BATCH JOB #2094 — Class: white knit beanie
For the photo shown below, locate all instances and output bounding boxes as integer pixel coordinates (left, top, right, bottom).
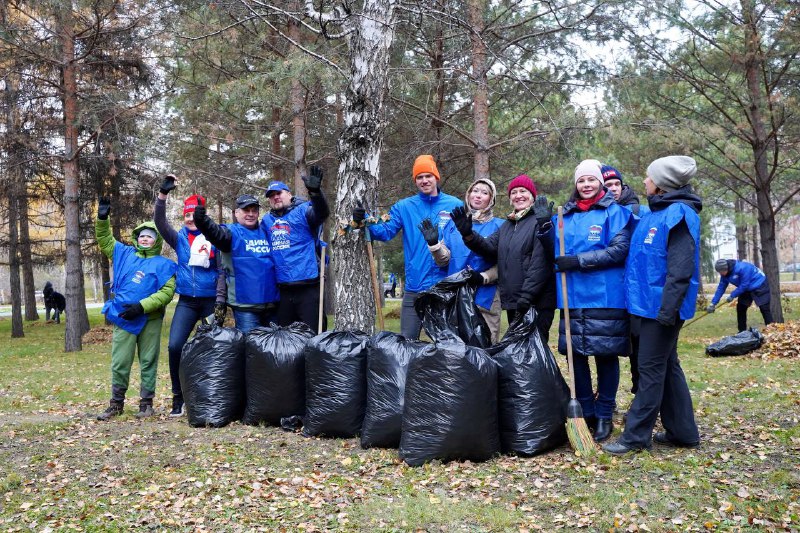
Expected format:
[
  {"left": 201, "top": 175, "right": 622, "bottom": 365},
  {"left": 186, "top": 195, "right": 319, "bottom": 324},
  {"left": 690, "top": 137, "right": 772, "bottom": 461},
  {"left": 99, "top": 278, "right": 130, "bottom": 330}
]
[
  {"left": 574, "top": 159, "right": 603, "bottom": 184},
  {"left": 647, "top": 156, "right": 697, "bottom": 192}
]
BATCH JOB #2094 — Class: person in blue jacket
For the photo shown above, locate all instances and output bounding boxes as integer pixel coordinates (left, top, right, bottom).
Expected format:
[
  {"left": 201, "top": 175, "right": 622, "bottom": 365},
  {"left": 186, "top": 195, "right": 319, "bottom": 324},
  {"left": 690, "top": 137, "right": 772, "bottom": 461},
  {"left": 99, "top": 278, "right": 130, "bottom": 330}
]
[
  {"left": 154, "top": 175, "right": 221, "bottom": 416},
  {"left": 419, "top": 177, "right": 503, "bottom": 342},
  {"left": 193, "top": 194, "right": 279, "bottom": 334},
  {"left": 353, "top": 154, "right": 462, "bottom": 340},
  {"left": 549, "top": 159, "right": 634, "bottom": 442},
  {"left": 604, "top": 155, "right": 703, "bottom": 455},
  {"left": 260, "top": 165, "right": 329, "bottom": 331},
  {"left": 707, "top": 258, "right": 773, "bottom": 332}
]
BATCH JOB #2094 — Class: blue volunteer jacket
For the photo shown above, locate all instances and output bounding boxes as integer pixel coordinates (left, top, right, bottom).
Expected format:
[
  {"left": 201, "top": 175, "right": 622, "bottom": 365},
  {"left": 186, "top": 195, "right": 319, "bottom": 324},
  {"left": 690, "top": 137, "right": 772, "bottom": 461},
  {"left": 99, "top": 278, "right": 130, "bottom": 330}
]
[
  {"left": 441, "top": 217, "right": 503, "bottom": 310},
  {"left": 260, "top": 200, "right": 321, "bottom": 284},
  {"left": 227, "top": 223, "right": 279, "bottom": 304},
  {"left": 175, "top": 227, "right": 218, "bottom": 298},
  {"left": 711, "top": 260, "right": 767, "bottom": 305},
  {"left": 368, "top": 190, "right": 462, "bottom": 293}
]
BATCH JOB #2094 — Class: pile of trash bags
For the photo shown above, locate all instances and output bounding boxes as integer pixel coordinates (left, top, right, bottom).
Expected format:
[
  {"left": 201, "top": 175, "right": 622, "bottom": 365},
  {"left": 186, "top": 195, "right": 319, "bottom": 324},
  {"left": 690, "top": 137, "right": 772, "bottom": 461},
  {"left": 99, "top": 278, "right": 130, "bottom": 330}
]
[
  {"left": 706, "top": 328, "right": 764, "bottom": 357},
  {"left": 179, "top": 269, "right": 570, "bottom": 465}
]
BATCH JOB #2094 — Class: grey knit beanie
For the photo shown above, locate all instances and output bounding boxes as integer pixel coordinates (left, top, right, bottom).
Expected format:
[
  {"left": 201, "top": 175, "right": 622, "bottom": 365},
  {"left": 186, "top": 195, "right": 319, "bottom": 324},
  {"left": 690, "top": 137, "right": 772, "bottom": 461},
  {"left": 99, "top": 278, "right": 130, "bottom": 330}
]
[
  {"left": 714, "top": 258, "right": 729, "bottom": 273},
  {"left": 647, "top": 156, "right": 697, "bottom": 192}
]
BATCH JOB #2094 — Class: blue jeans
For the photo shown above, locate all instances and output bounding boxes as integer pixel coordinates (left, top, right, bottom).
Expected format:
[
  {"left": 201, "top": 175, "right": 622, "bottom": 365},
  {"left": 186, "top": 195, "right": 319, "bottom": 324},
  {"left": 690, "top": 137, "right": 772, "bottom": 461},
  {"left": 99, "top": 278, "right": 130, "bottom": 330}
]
[
  {"left": 168, "top": 295, "right": 216, "bottom": 400},
  {"left": 233, "top": 307, "right": 275, "bottom": 335},
  {"left": 572, "top": 354, "right": 620, "bottom": 420}
]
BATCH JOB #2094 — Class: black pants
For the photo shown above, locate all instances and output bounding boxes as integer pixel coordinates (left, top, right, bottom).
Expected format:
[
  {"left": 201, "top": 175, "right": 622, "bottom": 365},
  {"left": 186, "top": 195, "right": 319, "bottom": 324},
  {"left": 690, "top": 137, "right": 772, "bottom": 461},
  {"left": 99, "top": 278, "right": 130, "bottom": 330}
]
[
  {"left": 620, "top": 317, "right": 699, "bottom": 448},
  {"left": 277, "top": 282, "right": 326, "bottom": 332},
  {"left": 736, "top": 282, "right": 773, "bottom": 332},
  {"left": 629, "top": 316, "right": 641, "bottom": 394},
  {"left": 506, "top": 307, "right": 555, "bottom": 346}
]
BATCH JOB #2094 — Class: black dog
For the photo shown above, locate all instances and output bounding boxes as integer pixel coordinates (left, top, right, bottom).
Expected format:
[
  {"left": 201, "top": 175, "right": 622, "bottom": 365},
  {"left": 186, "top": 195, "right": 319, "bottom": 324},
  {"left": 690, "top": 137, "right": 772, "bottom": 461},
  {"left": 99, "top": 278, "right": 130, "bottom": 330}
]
[{"left": 43, "top": 281, "right": 66, "bottom": 323}]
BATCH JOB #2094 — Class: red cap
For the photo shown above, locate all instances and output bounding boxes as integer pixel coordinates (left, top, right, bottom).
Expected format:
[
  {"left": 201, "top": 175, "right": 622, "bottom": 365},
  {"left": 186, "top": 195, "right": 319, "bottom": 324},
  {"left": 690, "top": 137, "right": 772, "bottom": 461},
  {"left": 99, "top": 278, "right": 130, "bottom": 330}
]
[{"left": 183, "top": 194, "right": 206, "bottom": 215}]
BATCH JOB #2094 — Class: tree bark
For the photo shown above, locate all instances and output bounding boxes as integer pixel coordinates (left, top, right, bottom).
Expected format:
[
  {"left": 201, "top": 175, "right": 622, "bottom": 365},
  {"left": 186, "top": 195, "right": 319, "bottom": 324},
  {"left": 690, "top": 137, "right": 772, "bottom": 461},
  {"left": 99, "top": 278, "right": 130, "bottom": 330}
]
[
  {"left": 734, "top": 197, "right": 747, "bottom": 261},
  {"left": 7, "top": 190, "right": 24, "bottom": 338},
  {"left": 468, "top": 0, "right": 490, "bottom": 182},
  {"left": 271, "top": 106, "right": 284, "bottom": 183},
  {"left": 60, "top": 9, "right": 90, "bottom": 351},
  {"left": 331, "top": 0, "right": 399, "bottom": 332},
  {"left": 18, "top": 190, "right": 39, "bottom": 320},
  {"left": 289, "top": 1, "right": 307, "bottom": 194}
]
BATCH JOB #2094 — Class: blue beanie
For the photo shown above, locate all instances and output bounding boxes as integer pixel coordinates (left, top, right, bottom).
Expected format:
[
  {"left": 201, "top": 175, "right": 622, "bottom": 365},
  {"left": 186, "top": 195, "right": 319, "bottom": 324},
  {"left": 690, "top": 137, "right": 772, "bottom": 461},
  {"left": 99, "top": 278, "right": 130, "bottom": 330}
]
[{"left": 601, "top": 165, "right": 623, "bottom": 185}]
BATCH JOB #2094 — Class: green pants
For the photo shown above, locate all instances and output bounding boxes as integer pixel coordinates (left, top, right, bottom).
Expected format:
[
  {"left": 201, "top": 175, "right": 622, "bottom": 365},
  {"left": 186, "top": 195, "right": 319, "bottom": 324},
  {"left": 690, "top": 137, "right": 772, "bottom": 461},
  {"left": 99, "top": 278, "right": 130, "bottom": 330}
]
[{"left": 110, "top": 318, "right": 163, "bottom": 401}]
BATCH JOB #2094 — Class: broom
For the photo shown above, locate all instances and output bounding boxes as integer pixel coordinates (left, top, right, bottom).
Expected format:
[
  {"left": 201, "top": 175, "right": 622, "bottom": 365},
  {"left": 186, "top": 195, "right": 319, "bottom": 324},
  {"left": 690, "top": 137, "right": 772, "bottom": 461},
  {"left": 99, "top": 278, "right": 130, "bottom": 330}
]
[{"left": 557, "top": 206, "right": 597, "bottom": 456}]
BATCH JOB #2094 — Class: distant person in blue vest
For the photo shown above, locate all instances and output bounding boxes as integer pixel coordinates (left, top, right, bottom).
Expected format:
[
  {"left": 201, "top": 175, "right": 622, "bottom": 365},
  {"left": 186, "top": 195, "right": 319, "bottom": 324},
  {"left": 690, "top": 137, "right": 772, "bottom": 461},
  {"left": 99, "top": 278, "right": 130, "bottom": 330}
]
[
  {"left": 602, "top": 164, "right": 646, "bottom": 395},
  {"left": 452, "top": 174, "right": 556, "bottom": 343},
  {"left": 352, "top": 155, "right": 462, "bottom": 340},
  {"left": 604, "top": 156, "right": 703, "bottom": 455},
  {"left": 384, "top": 272, "right": 397, "bottom": 298},
  {"left": 95, "top": 197, "right": 177, "bottom": 420},
  {"left": 193, "top": 194, "right": 279, "bottom": 334},
  {"left": 420, "top": 177, "right": 503, "bottom": 342},
  {"left": 260, "top": 165, "right": 330, "bottom": 331},
  {"left": 549, "top": 159, "right": 634, "bottom": 442},
  {"left": 707, "top": 258, "right": 773, "bottom": 332},
  {"left": 154, "top": 175, "right": 221, "bottom": 417}
]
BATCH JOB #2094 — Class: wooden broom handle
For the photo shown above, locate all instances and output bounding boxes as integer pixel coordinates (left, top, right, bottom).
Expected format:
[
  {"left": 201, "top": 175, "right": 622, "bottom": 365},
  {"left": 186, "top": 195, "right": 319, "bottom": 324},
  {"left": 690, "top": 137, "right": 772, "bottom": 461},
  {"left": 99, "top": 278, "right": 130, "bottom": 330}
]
[{"left": 558, "top": 206, "right": 578, "bottom": 399}]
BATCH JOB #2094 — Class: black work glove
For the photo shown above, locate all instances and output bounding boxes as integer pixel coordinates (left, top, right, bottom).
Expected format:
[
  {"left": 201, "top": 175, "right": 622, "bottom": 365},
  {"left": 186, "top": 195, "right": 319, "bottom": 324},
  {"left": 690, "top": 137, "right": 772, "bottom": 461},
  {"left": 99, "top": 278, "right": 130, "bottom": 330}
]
[
  {"left": 194, "top": 204, "right": 207, "bottom": 225},
  {"left": 450, "top": 206, "right": 473, "bottom": 237},
  {"left": 159, "top": 174, "right": 177, "bottom": 195},
  {"left": 533, "top": 195, "right": 554, "bottom": 226},
  {"left": 418, "top": 219, "right": 439, "bottom": 246},
  {"left": 119, "top": 303, "right": 144, "bottom": 321},
  {"left": 302, "top": 165, "right": 323, "bottom": 193},
  {"left": 466, "top": 269, "right": 484, "bottom": 287},
  {"left": 555, "top": 255, "right": 580, "bottom": 271},
  {"left": 352, "top": 206, "right": 366, "bottom": 225},
  {"left": 214, "top": 303, "right": 227, "bottom": 327},
  {"left": 98, "top": 197, "right": 111, "bottom": 220},
  {"left": 706, "top": 304, "right": 716, "bottom": 314},
  {"left": 516, "top": 295, "right": 532, "bottom": 313}
]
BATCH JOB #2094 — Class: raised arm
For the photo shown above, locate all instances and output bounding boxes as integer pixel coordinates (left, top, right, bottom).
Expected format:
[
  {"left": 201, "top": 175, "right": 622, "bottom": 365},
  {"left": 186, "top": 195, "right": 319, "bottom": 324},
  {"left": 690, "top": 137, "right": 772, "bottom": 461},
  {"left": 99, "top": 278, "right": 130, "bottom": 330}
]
[{"left": 193, "top": 205, "right": 233, "bottom": 253}]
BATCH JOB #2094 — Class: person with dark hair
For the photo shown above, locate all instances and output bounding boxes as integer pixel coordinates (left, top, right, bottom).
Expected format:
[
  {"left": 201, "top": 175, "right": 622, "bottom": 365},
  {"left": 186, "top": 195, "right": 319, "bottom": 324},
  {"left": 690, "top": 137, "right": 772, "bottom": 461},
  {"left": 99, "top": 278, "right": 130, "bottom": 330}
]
[
  {"left": 450, "top": 174, "right": 556, "bottom": 343},
  {"left": 260, "top": 165, "right": 330, "bottom": 331},
  {"left": 154, "top": 175, "right": 221, "bottom": 416},
  {"left": 353, "top": 155, "right": 462, "bottom": 340},
  {"left": 43, "top": 281, "right": 66, "bottom": 324},
  {"left": 95, "top": 197, "right": 177, "bottom": 420},
  {"left": 604, "top": 155, "right": 703, "bottom": 455},
  {"left": 707, "top": 258, "right": 773, "bottom": 331},
  {"left": 194, "top": 194, "right": 278, "bottom": 334}
]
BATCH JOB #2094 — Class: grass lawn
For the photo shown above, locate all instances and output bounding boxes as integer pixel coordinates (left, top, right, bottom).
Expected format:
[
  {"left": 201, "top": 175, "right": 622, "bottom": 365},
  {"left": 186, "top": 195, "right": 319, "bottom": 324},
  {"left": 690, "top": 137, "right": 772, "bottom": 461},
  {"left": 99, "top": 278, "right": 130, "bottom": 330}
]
[{"left": 1, "top": 301, "right": 799, "bottom": 531}]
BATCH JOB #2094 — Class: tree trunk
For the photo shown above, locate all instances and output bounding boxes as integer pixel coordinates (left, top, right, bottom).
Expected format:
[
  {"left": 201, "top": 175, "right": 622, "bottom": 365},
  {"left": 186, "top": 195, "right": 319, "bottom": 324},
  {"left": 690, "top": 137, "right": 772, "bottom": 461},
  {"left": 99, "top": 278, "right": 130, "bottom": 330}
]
[
  {"left": 271, "top": 106, "right": 284, "bottom": 183},
  {"left": 742, "top": 0, "right": 782, "bottom": 322},
  {"left": 18, "top": 190, "right": 39, "bottom": 320},
  {"left": 7, "top": 192, "right": 24, "bottom": 338},
  {"left": 735, "top": 197, "right": 747, "bottom": 261},
  {"left": 331, "top": 0, "right": 399, "bottom": 332},
  {"left": 60, "top": 10, "right": 90, "bottom": 351},
  {"left": 468, "top": 0, "right": 490, "bottom": 182},
  {"left": 289, "top": 2, "right": 307, "bottom": 194}
]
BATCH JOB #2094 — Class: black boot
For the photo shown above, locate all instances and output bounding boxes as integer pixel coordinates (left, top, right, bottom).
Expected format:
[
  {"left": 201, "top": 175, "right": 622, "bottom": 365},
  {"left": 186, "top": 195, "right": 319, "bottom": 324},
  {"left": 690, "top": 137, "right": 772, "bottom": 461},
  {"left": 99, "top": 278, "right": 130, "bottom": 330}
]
[
  {"left": 169, "top": 396, "right": 184, "bottom": 417},
  {"left": 584, "top": 415, "right": 598, "bottom": 435},
  {"left": 135, "top": 399, "right": 155, "bottom": 419},
  {"left": 594, "top": 418, "right": 613, "bottom": 442},
  {"left": 97, "top": 400, "right": 124, "bottom": 421}
]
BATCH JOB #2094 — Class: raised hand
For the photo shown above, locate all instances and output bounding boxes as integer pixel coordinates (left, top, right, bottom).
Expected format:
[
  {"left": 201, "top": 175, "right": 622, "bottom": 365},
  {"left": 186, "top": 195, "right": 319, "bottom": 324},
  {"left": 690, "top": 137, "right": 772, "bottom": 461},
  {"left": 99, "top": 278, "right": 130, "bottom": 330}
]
[
  {"left": 450, "top": 206, "right": 473, "bottom": 237},
  {"left": 302, "top": 165, "right": 324, "bottom": 192},
  {"left": 98, "top": 197, "right": 111, "bottom": 220},
  {"left": 418, "top": 218, "right": 439, "bottom": 246},
  {"left": 160, "top": 174, "right": 177, "bottom": 195}
]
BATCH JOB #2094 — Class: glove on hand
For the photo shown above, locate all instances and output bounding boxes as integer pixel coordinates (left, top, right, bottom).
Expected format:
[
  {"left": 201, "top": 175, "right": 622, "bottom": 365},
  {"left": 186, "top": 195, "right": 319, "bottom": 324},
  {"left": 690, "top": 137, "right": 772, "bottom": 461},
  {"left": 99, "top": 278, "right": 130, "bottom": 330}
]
[
  {"left": 352, "top": 206, "right": 366, "bottom": 224},
  {"left": 466, "top": 269, "right": 484, "bottom": 288},
  {"left": 159, "top": 174, "right": 177, "bottom": 195},
  {"left": 706, "top": 304, "right": 716, "bottom": 314},
  {"left": 516, "top": 295, "right": 532, "bottom": 313},
  {"left": 98, "top": 197, "right": 111, "bottom": 220},
  {"left": 555, "top": 255, "right": 580, "bottom": 271},
  {"left": 418, "top": 219, "right": 439, "bottom": 246},
  {"left": 214, "top": 303, "right": 227, "bottom": 327},
  {"left": 119, "top": 303, "right": 144, "bottom": 321},
  {"left": 302, "top": 165, "right": 324, "bottom": 192},
  {"left": 450, "top": 206, "right": 473, "bottom": 237},
  {"left": 533, "top": 195, "right": 554, "bottom": 225},
  {"left": 726, "top": 296, "right": 734, "bottom": 303},
  {"left": 193, "top": 204, "right": 207, "bottom": 224}
]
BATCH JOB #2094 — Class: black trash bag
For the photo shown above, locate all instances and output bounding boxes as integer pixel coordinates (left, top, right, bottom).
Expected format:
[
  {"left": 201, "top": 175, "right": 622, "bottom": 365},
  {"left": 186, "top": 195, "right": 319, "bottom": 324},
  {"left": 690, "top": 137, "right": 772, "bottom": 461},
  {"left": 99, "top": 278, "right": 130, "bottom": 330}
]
[
  {"left": 361, "top": 332, "right": 424, "bottom": 449},
  {"left": 706, "top": 328, "right": 764, "bottom": 357},
  {"left": 487, "top": 308, "right": 569, "bottom": 455},
  {"left": 180, "top": 324, "right": 246, "bottom": 427},
  {"left": 400, "top": 339, "right": 500, "bottom": 466},
  {"left": 242, "top": 323, "right": 315, "bottom": 426},
  {"left": 414, "top": 268, "right": 491, "bottom": 348},
  {"left": 303, "top": 330, "right": 370, "bottom": 438}
]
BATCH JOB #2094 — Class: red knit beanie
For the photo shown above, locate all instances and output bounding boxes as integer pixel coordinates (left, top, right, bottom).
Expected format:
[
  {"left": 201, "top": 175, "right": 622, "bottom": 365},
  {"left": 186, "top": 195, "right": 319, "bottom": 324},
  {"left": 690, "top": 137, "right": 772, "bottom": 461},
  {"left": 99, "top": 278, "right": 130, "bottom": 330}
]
[
  {"left": 507, "top": 175, "right": 537, "bottom": 198},
  {"left": 183, "top": 194, "right": 206, "bottom": 215}
]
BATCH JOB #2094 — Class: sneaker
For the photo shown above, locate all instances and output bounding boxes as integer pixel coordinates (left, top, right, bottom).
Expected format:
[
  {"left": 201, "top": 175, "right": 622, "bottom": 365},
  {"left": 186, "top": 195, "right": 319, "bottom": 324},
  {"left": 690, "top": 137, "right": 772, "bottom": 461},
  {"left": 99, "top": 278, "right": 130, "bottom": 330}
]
[
  {"left": 97, "top": 400, "right": 124, "bottom": 421},
  {"left": 135, "top": 401, "right": 155, "bottom": 419},
  {"left": 169, "top": 397, "right": 185, "bottom": 417}
]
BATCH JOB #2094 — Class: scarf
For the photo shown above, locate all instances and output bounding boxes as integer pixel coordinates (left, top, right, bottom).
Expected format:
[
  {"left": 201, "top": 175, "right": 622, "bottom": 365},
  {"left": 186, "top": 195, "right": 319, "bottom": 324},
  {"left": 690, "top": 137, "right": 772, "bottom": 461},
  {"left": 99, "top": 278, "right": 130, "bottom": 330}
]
[{"left": 575, "top": 189, "right": 605, "bottom": 212}]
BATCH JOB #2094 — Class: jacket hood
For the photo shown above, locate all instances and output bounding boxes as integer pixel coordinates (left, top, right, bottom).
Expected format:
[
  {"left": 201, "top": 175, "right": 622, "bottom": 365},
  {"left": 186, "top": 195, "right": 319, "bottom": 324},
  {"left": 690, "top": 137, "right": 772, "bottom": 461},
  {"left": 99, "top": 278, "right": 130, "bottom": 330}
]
[
  {"left": 647, "top": 185, "right": 703, "bottom": 214},
  {"left": 617, "top": 184, "right": 640, "bottom": 207},
  {"left": 465, "top": 178, "right": 497, "bottom": 223},
  {"left": 271, "top": 195, "right": 305, "bottom": 216},
  {"left": 132, "top": 220, "right": 164, "bottom": 257},
  {"left": 564, "top": 186, "right": 615, "bottom": 215},
  {"left": 43, "top": 281, "right": 53, "bottom": 295}
]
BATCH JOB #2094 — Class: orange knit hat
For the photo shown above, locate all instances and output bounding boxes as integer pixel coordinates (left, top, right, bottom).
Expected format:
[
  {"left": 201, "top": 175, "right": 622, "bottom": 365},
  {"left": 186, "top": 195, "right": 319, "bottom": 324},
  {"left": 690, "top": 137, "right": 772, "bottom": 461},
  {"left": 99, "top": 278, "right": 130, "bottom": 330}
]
[{"left": 412, "top": 154, "right": 440, "bottom": 181}]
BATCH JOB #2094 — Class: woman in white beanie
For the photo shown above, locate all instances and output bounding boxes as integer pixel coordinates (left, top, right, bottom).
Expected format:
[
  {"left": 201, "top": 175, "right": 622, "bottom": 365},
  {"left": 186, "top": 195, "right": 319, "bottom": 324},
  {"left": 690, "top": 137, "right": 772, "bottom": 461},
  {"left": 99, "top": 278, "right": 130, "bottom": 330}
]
[{"left": 604, "top": 155, "right": 703, "bottom": 455}]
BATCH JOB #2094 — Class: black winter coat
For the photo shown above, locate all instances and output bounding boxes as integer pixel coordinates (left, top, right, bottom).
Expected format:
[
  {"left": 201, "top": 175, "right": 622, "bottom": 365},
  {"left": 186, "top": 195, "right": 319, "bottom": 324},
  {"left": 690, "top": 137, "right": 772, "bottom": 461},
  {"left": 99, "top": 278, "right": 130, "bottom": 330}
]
[
  {"left": 556, "top": 190, "right": 632, "bottom": 357},
  {"left": 616, "top": 185, "right": 642, "bottom": 214},
  {"left": 464, "top": 209, "right": 556, "bottom": 311}
]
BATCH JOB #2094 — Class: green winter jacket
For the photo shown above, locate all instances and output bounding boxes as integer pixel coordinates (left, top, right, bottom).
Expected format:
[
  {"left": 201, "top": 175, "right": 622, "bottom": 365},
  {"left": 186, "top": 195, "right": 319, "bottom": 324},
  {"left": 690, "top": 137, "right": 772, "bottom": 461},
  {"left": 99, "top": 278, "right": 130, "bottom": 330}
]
[{"left": 96, "top": 218, "right": 176, "bottom": 318}]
